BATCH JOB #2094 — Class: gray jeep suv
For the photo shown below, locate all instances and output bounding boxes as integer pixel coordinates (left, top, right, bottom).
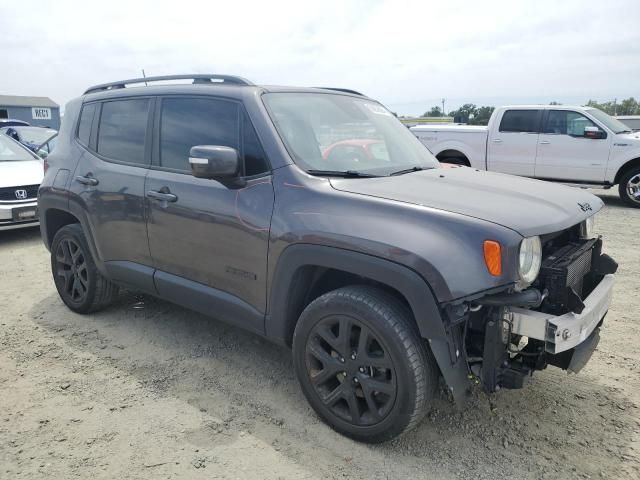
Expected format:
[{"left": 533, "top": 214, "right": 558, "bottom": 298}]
[{"left": 38, "top": 74, "right": 618, "bottom": 443}]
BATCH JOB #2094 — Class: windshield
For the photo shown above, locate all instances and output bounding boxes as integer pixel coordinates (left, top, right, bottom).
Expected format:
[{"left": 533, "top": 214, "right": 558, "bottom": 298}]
[
  {"left": 586, "top": 108, "right": 632, "bottom": 134},
  {"left": 263, "top": 93, "right": 439, "bottom": 176},
  {"left": 0, "top": 134, "right": 35, "bottom": 162},
  {"left": 4, "top": 126, "right": 57, "bottom": 145}
]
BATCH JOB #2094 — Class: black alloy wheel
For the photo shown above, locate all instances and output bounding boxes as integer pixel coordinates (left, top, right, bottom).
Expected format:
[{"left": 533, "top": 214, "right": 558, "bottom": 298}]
[
  {"left": 305, "top": 315, "right": 397, "bottom": 426},
  {"left": 293, "top": 286, "right": 438, "bottom": 443},
  {"left": 55, "top": 238, "right": 89, "bottom": 304},
  {"left": 50, "top": 224, "right": 119, "bottom": 313}
]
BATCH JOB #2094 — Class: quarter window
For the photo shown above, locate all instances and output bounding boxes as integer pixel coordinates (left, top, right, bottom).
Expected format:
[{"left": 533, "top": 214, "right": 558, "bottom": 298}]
[
  {"left": 544, "top": 110, "right": 597, "bottom": 136},
  {"left": 77, "top": 103, "right": 96, "bottom": 147},
  {"left": 499, "top": 110, "right": 540, "bottom": 133},
  {"left": 97, "top": 99, "right": 150, "bottom": 165},
  {"left": 242, "top": 112, "right": 270, "bottom": 176}
]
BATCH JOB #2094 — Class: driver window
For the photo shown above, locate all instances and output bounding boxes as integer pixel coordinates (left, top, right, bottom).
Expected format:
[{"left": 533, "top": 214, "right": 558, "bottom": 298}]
[{"left": 544, "top": 110, "right": 597, "bottom": 136}]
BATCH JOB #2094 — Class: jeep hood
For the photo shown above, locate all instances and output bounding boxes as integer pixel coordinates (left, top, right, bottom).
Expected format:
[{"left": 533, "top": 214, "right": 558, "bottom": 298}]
[{"left": 330, "top": 167, "right": 602, "bottom": 237}]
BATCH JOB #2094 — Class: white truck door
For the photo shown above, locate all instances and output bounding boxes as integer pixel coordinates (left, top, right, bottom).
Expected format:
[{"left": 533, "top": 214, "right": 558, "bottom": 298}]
[
  {"left": 487, "top": 109, "right": 540, "bottom": 176},
  {"left": 535, "top": 109, "right": 610, "bottom": 182}
]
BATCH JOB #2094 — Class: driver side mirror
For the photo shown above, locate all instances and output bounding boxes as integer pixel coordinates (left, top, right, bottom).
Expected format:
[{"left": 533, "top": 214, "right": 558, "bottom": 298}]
[
  {"left": 584, "top": 126, "right": 606, "bottom": 139},
  {"left": 189, "top": 145, "right": 240, "bottom": 179}
]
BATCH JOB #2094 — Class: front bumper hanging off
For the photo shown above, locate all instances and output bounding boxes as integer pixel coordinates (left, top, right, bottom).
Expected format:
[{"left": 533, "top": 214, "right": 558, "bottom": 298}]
[{"left": 507, "top": 273, "right": 615, "bottom": 371}]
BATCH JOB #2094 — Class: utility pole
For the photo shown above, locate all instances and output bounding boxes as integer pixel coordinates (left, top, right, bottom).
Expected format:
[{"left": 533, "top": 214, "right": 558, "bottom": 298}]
[
  {"left": 442, "top": 98, "right": 445, "bottom": 117},
  {"left": 614, "top": 98, "right": 617, "bottom": 116}
]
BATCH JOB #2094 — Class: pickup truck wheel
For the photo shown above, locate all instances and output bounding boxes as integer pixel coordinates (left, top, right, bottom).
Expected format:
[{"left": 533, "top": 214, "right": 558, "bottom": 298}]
[
  {"left": 292, "top": 285, "right": 437, "bottom": 443},
  {"left": 619, "top": 167, "right": 640, "bottom": 207},
  {"left": 51, "top": 224, "right": 119, "bottom": 313}
]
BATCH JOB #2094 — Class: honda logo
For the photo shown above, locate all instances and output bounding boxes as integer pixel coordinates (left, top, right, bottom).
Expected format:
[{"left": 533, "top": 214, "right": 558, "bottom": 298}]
[{"left": 15, "top": 189, "right": 28, "bottom": 200}]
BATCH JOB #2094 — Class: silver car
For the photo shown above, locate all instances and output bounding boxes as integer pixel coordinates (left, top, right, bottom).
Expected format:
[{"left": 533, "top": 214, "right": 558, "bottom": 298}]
[{"left": 0, "top": 134, "right": 42, "bottom": 231}]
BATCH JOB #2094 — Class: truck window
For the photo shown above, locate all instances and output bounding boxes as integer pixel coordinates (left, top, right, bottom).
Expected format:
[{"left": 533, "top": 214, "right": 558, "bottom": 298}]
[
  {"left": 499, "top": 110, "right": 540, "bottom": 133},
  {"left": 544, "top": 110, "right": 597, "bottom": 136}
]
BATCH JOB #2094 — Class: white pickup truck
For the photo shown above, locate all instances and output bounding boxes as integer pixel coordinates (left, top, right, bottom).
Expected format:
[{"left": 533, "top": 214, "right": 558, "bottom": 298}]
[{"left": 411, "top": 105, "right": 640, "bottom": 207}]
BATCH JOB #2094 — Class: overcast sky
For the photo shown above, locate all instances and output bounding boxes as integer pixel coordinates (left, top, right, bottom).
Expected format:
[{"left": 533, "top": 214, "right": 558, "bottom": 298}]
[{"left": 1, "top": 0, "right": 638, "bottom": 115}]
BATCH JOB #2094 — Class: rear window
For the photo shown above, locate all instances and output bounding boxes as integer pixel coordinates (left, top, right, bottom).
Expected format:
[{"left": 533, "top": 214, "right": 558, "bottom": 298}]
[
  {"left": 77, "top": 104, "right": 96, "bottom": 146},
  {"left": 499, "top": 110, "right": 540, "bottom": 133},
  {"left": 97, "top": 99, "right": 150, "bottom": 165}
]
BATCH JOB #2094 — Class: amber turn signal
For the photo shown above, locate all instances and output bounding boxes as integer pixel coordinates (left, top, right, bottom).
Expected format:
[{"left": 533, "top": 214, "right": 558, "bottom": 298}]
[{"left": 483, "top": 240, "right": 502, "bottom": 276}]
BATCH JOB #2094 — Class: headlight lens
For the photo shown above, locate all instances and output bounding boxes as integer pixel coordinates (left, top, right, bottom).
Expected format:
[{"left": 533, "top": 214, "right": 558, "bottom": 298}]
[
  {"left": 580, "top": 215, "right": 595, "bottom": 239},
  {"left": 518, "top": 236, "right": 542, "bottom": 287}
]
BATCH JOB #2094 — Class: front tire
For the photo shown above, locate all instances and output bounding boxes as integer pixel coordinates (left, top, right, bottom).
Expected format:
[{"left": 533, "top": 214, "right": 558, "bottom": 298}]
[
  {"left": 618, "top": 166, "right": 640, "bottom": 207},
  {"left": 50, "top": 224, "right": 119, "bottom": 313},
  {"left": 292, "top": 286, "right": 438, "bottom": 443}
]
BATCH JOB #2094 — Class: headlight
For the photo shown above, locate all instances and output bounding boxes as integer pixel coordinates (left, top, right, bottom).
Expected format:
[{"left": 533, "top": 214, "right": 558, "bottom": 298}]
[
  {"left": 518, "top": 236, "right": 542, "bottom": 288},
  {"left": 580, "top": 215, "right": 595, "bottom": 239}
]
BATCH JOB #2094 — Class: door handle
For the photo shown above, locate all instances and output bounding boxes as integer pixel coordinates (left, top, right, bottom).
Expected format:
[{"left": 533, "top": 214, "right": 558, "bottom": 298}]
[
  {"left": 492, "top": 139, "right": 502, "bottom": 143},
  {"left": 147, "top": 190, "right": 178, "bottom": 202},
  {"left": 75, "top": 175, "right": 99, "bottom": 186},
  {"left": 540, "top": 140, "right": 551, "bottom": 145}
]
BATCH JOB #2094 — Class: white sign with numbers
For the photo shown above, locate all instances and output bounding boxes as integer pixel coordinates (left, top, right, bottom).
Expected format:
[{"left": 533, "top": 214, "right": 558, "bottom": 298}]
[{"left": 32, "top": 107, "right": 52, "bottom": 120}]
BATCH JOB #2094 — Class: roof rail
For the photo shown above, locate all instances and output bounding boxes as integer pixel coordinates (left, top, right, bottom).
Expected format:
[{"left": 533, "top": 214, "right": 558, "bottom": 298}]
[
  {"left": 84, "top": 74, "right": 253, "bottom": 95},
  {"left": 315, "top": 87, "right": 365, "bottom": 96}
]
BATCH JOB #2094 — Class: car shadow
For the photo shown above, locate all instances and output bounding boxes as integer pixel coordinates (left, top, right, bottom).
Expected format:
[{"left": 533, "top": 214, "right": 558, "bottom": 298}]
[{"left": 30, "top": 291, "right": 636, "bottom": 479}]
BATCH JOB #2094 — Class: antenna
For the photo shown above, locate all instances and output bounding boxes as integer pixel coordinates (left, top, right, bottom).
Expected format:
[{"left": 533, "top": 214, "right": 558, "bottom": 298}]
[{"left": 141, "top": 69, "right": 148, "bottom": 86}]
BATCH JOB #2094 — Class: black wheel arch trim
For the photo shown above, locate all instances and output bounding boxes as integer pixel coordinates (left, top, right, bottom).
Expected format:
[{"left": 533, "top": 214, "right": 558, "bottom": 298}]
[{"left": 266, "top": 243, "right": 471, "bottom": 401}]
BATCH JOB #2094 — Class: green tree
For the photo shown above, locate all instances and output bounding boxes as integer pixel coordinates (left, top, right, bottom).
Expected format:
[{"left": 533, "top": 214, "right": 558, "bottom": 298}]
[
  {"left": 585, "top": 98, "right": 639, "bottom": 116},
  {"left": 423, "top": 106, "right": 443, "bottom": 117},
  {"left": 469, "top": 106, "right": 495, "bottom": 125},
  {"left": 448, "top": 103, "right": 477, "bottom": 123}
]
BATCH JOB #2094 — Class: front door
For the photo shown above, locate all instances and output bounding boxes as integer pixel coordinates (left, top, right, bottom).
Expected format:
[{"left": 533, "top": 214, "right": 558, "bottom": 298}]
[
  {"left": 145, "top": 96, "right": 274, "bottom": 332},
  {"left": 535, "top": 109, "right": 611, "bottom": 182},
  {"left": 69, "top": 98, "right": 153, "bottom": 277},
  {"left": 487, "top": 109, "right": 541, "bottom": 176}
]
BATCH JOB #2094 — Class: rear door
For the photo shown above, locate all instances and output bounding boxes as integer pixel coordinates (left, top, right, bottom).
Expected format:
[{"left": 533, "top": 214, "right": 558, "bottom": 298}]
[
  {"left": 145, "top": 96, "right": 274, "bottom": 332},
  {"left": 68, "top": 97, "right": 154, "bottom": 290},
  {"left": 486, "top": 109, "right": 541, "bottom": 176},
  {"left": 534, "top": 109, "right": 611, "bottom": 182}
]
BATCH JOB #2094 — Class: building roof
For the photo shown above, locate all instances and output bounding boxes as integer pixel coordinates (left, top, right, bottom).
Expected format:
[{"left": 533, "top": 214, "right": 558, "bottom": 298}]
[{"left": 0, "top": 95, "right": 58, "bottom": 108}]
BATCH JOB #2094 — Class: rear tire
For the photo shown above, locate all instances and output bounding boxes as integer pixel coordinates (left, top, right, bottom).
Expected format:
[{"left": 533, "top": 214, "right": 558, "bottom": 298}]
[
  {"left": 292, "top": 285, "right": 438, "bottom": 443},
  {"left": 618, "top": 166, "right": 640, "bottom": 208},
  {"left": 50, "top": 224, "right": 119, "bottom": 313}
]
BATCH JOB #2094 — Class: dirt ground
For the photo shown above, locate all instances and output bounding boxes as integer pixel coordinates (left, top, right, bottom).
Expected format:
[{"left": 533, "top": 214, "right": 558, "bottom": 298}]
[{"left": 1, "top": 190, "right": 638, "bottom": 480}]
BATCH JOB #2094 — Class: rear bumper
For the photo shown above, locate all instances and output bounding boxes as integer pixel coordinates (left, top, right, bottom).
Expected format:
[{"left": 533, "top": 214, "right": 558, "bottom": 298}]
[
  {"left": 508, "top": 274, "right": 615, "bottom": 354},
  {"left": 0, "top": 200, "right": 39, "bottom": 231}
]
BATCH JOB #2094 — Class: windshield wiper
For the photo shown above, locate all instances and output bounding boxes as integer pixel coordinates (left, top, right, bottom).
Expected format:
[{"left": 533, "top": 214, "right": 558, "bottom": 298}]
[
  {"left": 307, "top": 169, "right": 380, "bottom": 178},
  {"left": 390, "top": 166, "right": 426, "bottom": 176}
]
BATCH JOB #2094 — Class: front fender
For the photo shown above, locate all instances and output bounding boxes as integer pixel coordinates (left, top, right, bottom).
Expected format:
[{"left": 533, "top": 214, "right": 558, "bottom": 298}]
[{"left": 266, "top": 243, "right": 471, "bottom": 401}]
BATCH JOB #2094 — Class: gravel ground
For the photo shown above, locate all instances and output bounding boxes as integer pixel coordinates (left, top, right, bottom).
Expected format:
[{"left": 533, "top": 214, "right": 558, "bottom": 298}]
[{"left": 0, "top": 190, "right": 639, "bottom": 480}]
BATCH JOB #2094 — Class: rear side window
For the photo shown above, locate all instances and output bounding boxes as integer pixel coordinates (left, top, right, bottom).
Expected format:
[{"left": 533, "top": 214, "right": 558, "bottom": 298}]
[
  {"left": 97, "top": 99, "right": 150, "bottom": 164},
  {"left": 159, "top": 97, "right": 239, "bottom": 172},
  {"left": 499, "top": 110, "right": 540, "bottom": 133},
  {"left": 77, "top": 103, "right": 96, "bottom": 146}
]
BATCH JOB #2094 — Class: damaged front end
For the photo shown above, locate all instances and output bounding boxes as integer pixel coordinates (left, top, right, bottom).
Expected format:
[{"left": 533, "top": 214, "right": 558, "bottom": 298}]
[{"left": 452, "top": 232, "right": 617, "bottom": 395}]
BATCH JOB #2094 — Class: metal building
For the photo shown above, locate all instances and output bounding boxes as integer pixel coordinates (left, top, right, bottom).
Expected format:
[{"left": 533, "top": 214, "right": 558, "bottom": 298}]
[{"left": 0, "top": 95, "right": 60, "bottom": 129}]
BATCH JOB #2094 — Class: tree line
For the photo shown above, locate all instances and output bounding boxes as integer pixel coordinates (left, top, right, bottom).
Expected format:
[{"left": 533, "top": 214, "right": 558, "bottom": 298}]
[{"left": 422, "top": 97, "right": 639, "bottom": 125}]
